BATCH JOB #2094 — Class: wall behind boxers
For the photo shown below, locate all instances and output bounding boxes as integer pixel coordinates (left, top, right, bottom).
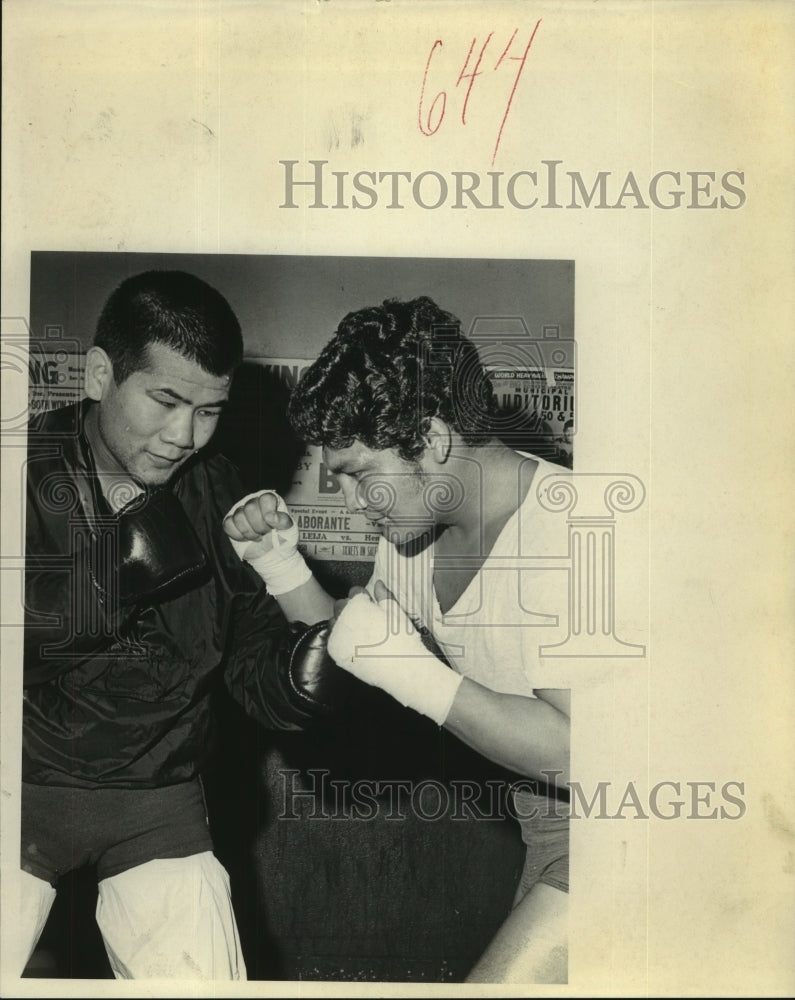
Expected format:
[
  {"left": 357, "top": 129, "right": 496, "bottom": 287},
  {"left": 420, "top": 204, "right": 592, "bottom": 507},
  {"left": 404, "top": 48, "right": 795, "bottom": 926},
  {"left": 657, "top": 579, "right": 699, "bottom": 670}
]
[
  {"left": 26, "top": 252, "right": 574, "bottom": 981},
  {"left": 29, "top": 252, "right": 574, "bottom": 356}
]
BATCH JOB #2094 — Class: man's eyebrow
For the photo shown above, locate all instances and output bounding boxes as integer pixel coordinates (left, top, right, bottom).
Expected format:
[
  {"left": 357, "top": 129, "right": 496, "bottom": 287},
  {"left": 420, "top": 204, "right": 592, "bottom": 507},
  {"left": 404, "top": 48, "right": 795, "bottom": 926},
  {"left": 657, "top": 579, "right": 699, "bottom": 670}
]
[
  {"left": 150, "top": 387, "right": 228, "bottom": 408},
  {"left": 325, "top": 456, "right": 358, "bottom": 475}
]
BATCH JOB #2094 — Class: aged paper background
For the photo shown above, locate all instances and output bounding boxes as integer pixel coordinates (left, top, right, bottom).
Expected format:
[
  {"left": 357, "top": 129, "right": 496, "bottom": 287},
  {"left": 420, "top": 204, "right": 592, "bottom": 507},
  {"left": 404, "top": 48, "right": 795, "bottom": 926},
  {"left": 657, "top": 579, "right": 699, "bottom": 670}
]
[{"left": 1, "top": 0, "right": 793, "bottom": 996}]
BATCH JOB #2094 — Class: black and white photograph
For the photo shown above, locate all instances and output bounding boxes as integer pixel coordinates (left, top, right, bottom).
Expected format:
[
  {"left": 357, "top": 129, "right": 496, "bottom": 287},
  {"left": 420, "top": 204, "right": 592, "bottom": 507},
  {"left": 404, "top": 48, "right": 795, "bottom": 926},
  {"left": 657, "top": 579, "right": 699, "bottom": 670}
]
[
  {"left": 17, "top": 251, "right": 576, "bottom": 983},
  {"left": 1, "top": 2, "right": 792, "bottom": 997}
]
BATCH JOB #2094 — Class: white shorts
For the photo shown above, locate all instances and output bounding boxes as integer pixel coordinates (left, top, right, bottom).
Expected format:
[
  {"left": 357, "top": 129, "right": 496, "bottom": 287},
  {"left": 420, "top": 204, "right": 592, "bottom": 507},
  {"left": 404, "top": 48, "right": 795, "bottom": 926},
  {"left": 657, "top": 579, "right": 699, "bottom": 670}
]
[{"left": 15, "top": 852, "right": 246, "bottom": 980}]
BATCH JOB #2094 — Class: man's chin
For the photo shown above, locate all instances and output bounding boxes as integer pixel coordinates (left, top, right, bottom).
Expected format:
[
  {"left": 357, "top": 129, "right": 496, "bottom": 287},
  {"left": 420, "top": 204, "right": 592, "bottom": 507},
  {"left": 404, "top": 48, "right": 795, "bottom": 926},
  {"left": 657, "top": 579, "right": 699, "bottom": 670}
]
[
  {"left": 380, "top": 524, "right": 437, "bottom": 555},
  {"left": 138, "top": 450, "right": 198, "bottom": 484},
  {"left": 134, "top": 463, "right": 181, "bottom": 488}
]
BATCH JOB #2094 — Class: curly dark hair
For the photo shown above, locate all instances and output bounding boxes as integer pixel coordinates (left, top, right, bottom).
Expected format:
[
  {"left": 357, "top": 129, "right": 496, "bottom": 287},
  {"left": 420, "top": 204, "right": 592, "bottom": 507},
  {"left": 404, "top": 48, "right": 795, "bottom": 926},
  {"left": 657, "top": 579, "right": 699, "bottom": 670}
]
[
  {"left": 288, "top": 296, "right": 499, "bottom": 461},
  {"left": 94, "top": 270, "right": 243, "bottom": 385}
]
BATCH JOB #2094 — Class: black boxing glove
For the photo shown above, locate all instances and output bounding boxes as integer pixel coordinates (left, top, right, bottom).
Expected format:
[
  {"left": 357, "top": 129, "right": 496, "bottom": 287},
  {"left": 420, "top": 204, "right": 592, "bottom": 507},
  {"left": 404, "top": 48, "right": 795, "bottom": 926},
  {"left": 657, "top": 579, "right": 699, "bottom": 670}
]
[
  {"left": 90, "top": 488, "right": 209, "bottom": 608},
  {"left": 280, "top": 619, "right": 354, "bottom": 719}
]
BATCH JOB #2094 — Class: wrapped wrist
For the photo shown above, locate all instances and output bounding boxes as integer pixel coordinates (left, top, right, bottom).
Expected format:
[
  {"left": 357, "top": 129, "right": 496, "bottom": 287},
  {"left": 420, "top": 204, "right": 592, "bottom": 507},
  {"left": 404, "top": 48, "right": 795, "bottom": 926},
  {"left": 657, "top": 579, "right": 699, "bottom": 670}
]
[
  {"left": 227, "top": 490, "right": 311, "bottom": 595},
  {"left": 246, "top": 545, "right": 312, "bottom": 595},
  {"left": 328, "top": 593, "right": 463, "bottom": 726}
]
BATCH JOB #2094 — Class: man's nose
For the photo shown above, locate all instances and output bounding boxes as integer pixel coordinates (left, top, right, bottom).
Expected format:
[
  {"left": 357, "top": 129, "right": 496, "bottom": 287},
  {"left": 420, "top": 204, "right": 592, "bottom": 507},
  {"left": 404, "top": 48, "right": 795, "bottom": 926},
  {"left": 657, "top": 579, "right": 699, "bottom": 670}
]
[
  {"left": 353, "top": 476, "right": 397, "bottom": 517},
  {"left": 161, "top": 410, "right": 194, "bottom": 450},
  {"left": 340, "top": 479, "right": 365, "bottom": 515}
]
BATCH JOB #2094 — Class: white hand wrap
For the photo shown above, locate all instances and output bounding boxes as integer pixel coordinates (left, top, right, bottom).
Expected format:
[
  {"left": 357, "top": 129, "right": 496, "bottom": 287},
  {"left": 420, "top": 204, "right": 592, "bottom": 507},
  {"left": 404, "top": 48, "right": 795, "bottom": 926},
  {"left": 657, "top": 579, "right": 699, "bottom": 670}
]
[
  {"left": 226, "top": 490, "right": 312, "bottom": 596},
  {"left": 327, "top": 593, "right": 463, "bottom": 726}
]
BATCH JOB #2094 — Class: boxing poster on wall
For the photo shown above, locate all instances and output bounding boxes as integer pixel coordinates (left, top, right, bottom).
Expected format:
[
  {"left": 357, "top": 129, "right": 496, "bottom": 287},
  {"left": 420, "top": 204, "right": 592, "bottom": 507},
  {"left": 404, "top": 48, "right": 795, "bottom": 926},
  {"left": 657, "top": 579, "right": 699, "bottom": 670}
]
[
  {"left": 26, "top": 350, "right": 85, "bottom": 416},
  {"left": 486, "top": 366, "right": 574, "bottom": 468}
]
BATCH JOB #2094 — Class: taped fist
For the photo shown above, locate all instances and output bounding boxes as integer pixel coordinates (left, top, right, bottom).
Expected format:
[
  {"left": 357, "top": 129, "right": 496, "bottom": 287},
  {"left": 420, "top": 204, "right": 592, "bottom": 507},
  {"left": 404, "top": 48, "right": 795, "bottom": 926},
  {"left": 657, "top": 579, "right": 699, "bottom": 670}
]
[
  {"left": 327, "top": 583, "right": 463, "bottom": 726},
  {"left": 223, "top": 490, "right": 311, "bottom": 595}
]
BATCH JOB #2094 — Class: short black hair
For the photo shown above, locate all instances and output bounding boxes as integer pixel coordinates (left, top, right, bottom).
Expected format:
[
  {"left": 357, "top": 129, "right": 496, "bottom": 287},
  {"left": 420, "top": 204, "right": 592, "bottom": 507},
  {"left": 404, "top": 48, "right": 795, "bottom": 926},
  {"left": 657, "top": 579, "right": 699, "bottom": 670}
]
[
  {"left": 94, "top": 270, "right": 243, "bottom": 384},
  {"left": 288, "top": 296, "right": 499, "bottom": 462}
]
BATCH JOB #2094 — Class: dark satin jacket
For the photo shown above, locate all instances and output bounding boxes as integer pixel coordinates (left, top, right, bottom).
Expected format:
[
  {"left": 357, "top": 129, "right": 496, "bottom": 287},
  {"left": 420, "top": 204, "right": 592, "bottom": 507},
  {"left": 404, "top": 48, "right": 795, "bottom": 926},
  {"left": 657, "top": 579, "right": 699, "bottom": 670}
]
[{"left": 23, "top": 401, "right": 312, "bottom": 788}]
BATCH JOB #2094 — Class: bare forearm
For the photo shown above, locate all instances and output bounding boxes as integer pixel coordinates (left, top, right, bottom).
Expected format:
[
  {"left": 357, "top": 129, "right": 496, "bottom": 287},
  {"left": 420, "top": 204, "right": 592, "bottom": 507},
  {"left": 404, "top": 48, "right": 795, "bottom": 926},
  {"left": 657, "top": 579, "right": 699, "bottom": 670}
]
[
  {"left": 272, "top": 576, "right": 334, "bottom": 625},
  {"left": 326, "top": 589, "right": 570, "bottom": 780},
  {"left": 444, "top": 680, "right": 570, "bottom": 784}
]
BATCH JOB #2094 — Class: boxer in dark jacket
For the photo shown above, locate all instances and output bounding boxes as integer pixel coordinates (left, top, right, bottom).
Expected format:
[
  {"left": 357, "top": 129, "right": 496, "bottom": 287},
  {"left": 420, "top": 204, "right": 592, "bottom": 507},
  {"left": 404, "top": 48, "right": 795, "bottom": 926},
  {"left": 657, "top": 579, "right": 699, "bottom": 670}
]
[{"left": 17, "top": 271, "right": 343, "bottom": 981}]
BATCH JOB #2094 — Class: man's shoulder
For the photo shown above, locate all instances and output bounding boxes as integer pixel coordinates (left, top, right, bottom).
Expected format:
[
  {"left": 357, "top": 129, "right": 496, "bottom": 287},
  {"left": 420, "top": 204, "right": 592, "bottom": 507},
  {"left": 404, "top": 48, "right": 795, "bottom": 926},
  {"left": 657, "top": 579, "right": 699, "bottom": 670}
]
[
  {"left": 199, "top": 449, "right": 241, "bottom": 480},
  {"left": 509, "top": 453, "right": 568, "bottom": 509},
  {"left": 27, "top": 401, "right": 85, "bottom": 445},
  {"left": 177, "top": 450, "right": 244, "bottom": 512},
  {"left": 515, "top": 455, "right": 572, "bottom": 549},
  {"left": 25, "top": 403, "right": 88, "bottom": 493}
]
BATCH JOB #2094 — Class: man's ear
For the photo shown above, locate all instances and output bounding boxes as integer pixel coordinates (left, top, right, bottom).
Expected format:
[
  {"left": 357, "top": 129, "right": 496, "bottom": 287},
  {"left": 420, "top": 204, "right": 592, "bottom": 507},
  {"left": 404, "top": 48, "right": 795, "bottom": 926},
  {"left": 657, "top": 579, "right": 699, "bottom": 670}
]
[
  {"left": 422, "top": 416, "right": 453, "bottom": 464},
  {"left": 84, "top": 346, "right": 114, "bottom": 401}
]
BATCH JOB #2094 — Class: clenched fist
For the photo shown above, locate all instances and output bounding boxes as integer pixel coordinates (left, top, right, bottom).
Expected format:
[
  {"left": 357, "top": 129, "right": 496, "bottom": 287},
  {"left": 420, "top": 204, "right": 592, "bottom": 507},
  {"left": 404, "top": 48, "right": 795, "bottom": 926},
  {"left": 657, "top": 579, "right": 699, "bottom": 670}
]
[
  {"left": 223, "top": 490, "right": 295, "bottom": 552},
  {"left": 222, "top": 490, "right": 311, "bottom": 595}
]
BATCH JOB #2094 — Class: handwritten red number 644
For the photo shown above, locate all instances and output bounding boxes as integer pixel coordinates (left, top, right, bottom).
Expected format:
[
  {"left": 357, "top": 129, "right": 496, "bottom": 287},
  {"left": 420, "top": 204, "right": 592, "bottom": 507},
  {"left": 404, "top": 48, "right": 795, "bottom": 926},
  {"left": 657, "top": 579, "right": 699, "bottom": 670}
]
[{"left": 418, "top": 22, "right": 542, "bottom": 167}]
